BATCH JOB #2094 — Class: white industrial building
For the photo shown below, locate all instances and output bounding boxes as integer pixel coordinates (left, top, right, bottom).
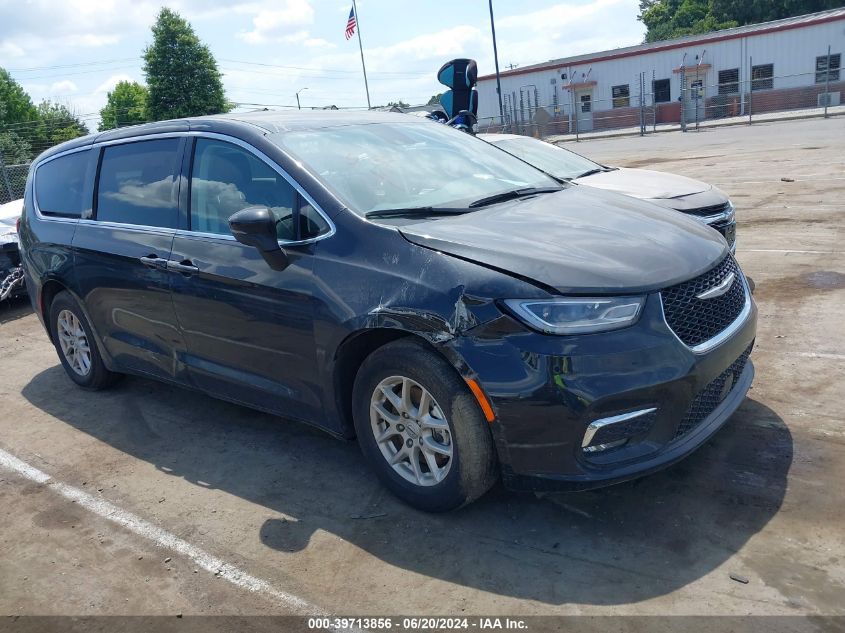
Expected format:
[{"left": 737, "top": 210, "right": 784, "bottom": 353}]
[{"left": 476, "top": 8, "right": 845, "bottom": 134}]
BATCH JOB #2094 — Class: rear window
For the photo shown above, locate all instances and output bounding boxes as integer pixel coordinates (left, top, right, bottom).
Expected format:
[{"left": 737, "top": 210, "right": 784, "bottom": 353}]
[
  {"left": 35, "top": 150, "right": 92, "bottom": 217},
  {"left": 96, "top": 139, "right": 181, "bottom": 228}
]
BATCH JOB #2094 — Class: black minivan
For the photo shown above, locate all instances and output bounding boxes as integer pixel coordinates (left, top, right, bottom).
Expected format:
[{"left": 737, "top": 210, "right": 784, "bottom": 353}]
[{"left": 19, "top": 111, "right": 756, "bottom": 511}]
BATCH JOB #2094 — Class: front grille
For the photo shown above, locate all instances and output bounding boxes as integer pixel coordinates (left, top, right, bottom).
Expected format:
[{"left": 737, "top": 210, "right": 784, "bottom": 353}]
[
  {"left": 674, "top": 343, "right": 754, "bottom": 440},
  {"left": 709, "top": 220, "right": 737, "bottom": 248},
  {"left": 661, "top": 255, "right": 746, "bottom": 347},
  {"left": 686, "top": 202, "right": 731, "bottom": 217}
]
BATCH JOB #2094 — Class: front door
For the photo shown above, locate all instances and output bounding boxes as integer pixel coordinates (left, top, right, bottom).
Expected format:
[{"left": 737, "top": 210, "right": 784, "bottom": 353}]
[
  {"left": 683, "top": 77, "right": 706, "bottom": 124},
  {"left": 72, "top": 137, "right": 188, "bottom": 382},
  {"left": 575, "top": 90, "right": 593, "bottom": 132},
  {"left": 169, "top": 136, "right": 332, "bottom": 425}
]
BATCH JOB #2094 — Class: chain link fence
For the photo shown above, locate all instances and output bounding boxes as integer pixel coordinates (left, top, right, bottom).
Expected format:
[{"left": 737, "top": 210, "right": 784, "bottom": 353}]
[
  {"left": 478, "top": 63, "right": 844, "bottom": 142},
  {"left": 0, "top": 160, "right": 29, "bottom": 205}
]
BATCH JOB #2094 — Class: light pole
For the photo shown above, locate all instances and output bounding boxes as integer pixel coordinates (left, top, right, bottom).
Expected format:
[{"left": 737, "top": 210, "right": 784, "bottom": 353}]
[
  {"left": 488, "top": 0, "right": 505, "bottom": 128},
  {"left": 296, "top": 87, "right": 309, "bottom": 110}
]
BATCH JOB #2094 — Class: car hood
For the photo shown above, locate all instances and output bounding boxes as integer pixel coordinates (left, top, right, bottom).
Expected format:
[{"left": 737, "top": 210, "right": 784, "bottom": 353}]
[
  {"left": 398, "top": 187, "right": 727, "bottom": 295},
  {"left": 574, "top": 168, "right": 711, "bottom": 200}
]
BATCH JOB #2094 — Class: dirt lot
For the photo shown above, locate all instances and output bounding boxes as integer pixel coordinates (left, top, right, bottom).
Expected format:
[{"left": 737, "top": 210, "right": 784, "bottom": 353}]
[{"left": 1, "top": 117, "right": 843, "bottom": 621}]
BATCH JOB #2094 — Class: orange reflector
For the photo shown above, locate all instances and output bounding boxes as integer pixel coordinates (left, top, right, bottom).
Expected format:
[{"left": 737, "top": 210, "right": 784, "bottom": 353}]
[{"left": 465, "top": 378, "right": 495, "bottom": 423}]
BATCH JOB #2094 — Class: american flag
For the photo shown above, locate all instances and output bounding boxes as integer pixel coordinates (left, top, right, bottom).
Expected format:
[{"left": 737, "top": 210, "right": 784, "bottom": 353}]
[{"left": 344, "top": 5, "right": 357, "bottom": 40}]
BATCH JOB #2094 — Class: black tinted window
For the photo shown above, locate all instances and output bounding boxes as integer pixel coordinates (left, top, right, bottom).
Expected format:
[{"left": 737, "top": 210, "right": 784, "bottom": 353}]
[
  {"left": 96, "top": 139, "right": 180, "bottom": 228},
  {"left": 35, "top": 150, "right": 91, "bottom": 217},
  {"left": 190, "top": 138, "right": 296, "bottom": 240}
]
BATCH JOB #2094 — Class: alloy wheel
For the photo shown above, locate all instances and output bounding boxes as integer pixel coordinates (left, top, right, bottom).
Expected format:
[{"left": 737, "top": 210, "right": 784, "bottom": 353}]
[
  {"left": 57, "top": 309, "right": 92, "bottom": 376},
  {"left": 370, "top": 375, "right": 453, "bottom": 486}
]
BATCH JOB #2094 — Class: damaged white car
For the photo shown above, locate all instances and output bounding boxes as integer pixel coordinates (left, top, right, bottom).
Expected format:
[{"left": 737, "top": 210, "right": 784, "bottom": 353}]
[{"left": 0, "top": 198, "right": 25, "bottom": 301}]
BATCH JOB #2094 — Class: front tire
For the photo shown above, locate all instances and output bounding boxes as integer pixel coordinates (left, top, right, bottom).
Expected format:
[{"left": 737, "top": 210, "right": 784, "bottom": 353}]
[
  {"left": 352, "top": 338, "right": 497, "bottom": 511},
  {"left": 49, "top": 291, "right": 120, "bottom": 390}
]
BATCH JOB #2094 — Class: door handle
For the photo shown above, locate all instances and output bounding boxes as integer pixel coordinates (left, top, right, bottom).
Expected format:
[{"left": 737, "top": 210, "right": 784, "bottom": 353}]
[
  {"left": 139, "top": 254, "right": 166, "bottom": 268},
  {"left": 166, "top": 259, "right": 200, "bottom": 274}
]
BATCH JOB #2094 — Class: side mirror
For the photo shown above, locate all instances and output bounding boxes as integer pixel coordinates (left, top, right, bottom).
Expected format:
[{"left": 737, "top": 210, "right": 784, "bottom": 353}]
[{"left": 228, "top": 206, "right": 289, "bottom": 271}]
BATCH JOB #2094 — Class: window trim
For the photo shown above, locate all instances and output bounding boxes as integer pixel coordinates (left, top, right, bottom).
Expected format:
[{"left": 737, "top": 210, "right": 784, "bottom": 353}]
[
  {"left": 751, "top": 63, "right": 774, "bottom": 91},
  {"left": 815, "top": 53, "right": 841, "bottom": 84},
  {"left": 611, "top": 84, "right": 630, "bottom": 108},
  {"left": 653, "top": 78, "right": 671, "bottom": 103},
  {"left": 30, "top": 131, "right": 336, "bottom": 247},
  {"left": 92, "top": 136, "right": 185, "bottom": 229},
  {"left": 31, "top": 146, "right": 97, "bottom": 223},
  {"left": 717, "top": 68, "right": 740, "bottom": 96},
  {"left": 187, "top": 136, "right": 322, "bottom": 243}
]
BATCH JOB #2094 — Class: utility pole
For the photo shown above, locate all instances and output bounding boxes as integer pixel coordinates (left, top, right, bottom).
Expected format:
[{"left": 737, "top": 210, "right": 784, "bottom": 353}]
[{"left": 488, "top": 0, "right": 505, "bottom": 128}]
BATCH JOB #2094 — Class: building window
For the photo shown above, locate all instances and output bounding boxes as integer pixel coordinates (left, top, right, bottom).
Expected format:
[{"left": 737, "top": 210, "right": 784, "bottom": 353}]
[
  {"left": 751, "top": 64, "right": 774, "bottom": 91},
  {"left": 653, "top": 78, "right": 670, "bottom": 103},
  {"left": 816, "top": 53, "right": 841, "bottom": 83},
  {"left": 718, "top": 68, "right": 739, "bottom": 95},
  {"left": 612, "top": 84, "right": 630, "bottom": 108}
]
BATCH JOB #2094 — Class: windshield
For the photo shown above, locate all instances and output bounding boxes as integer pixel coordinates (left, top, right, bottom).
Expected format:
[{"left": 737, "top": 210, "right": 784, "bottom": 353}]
[
  {"left": 490, "top": 137, "right": 603, "bottom": 180},
  {"left": 270, "top": 122, "right": 558, "bottom": 215}
]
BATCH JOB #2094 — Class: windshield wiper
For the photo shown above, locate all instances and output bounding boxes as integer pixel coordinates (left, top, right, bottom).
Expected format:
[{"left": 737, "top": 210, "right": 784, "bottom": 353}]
[
  {"left": 468, "top": 186, "right": 563, "bottom": 208},
  {"left": 574, "top": 168, "right": 605, "bottom": 179},
  {"left": 365, "top": 206, "right": 470, "bottom": 219}
]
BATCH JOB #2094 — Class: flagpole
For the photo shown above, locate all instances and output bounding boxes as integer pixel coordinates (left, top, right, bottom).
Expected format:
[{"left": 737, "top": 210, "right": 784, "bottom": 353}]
[{"left": 351, "top": 0, "right": 371, "bottom": 109}]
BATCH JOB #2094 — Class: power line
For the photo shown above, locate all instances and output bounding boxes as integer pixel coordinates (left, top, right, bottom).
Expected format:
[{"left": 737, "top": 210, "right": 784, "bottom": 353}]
[{"left": 6, "top": 57, "right": 140, "bottom": 72}]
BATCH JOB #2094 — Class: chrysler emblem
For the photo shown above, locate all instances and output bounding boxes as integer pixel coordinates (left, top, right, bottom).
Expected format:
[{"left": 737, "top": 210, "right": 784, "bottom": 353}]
[{"left": 697, "top": 272, "right": 736, "bottom": 300}]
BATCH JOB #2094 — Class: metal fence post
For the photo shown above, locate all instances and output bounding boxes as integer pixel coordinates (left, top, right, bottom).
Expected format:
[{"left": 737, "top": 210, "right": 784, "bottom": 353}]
[
  {"left": 652, "top": 69, "right": 657, "bottom": 133},
  {"left": 680, "top": 66, "right": 687, "bottom": 132},
  {"left": 825, "top": 44, "right": 831, "bottom": 119},
  {"left": 748, "top": 56, "right": 753, "bottom": 125}
]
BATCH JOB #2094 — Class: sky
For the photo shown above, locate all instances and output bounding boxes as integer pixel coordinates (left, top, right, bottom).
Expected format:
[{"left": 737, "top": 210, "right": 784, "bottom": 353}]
[{"left": 0, "top": 0, "right": 645, "bottom": 130}]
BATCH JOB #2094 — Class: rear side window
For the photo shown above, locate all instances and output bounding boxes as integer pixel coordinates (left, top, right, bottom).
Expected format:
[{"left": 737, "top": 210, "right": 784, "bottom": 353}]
[
  {"left": 190, "top": 138, "right": 296, "bottom": 240},
  {"left": 35, "top": 150, "right": 92, "bottom": 217},
  {"left": 96, "top": 139, "right": 181, "bottom": 228}
]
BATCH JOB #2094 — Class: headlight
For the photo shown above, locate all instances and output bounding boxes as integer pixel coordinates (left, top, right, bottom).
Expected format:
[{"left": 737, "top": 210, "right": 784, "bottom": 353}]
[
  {"left": 503, "top": 296, "right": 645, "bottom": 335},
  {"left": 724, "top": 200, "right": 736, "bottom": 223}
]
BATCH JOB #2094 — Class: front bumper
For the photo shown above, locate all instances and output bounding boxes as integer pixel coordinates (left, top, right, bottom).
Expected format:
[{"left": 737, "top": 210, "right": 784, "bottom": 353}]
[{"left": 453, "top": 288, "right": 757, "bottom": 492}]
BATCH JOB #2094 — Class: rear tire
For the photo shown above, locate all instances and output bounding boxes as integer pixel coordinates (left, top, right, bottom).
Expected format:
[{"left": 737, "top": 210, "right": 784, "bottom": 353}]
[
  {"left": 49, "top": 291, "right": 120, "bottom": 390},
  {"left": 352, "top": 338, "right": 498, "bottom": 511}
]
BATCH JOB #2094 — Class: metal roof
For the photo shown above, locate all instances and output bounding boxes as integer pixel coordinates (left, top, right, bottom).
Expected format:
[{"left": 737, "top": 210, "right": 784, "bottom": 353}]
[{"left": 479, "top": 7, "right": 845, "bottom": 81}]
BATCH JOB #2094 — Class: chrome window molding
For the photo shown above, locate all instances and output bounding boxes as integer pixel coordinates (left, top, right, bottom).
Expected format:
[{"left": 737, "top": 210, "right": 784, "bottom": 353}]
[
  {"left": 582, "top": 407, "right": 658, "bottom": 448},
  {"left": 30, "top": 130, "right": 336, "bottom": 247},
  {"left": 660, "top": 272, "right": 753, "bottom": 355}
]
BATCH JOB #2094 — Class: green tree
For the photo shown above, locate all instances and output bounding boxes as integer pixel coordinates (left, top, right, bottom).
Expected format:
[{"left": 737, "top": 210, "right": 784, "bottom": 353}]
[
  {"left": 99, "top": 81, "right": 149, "bottom": 131},
  {"left": 0, "top": 131, "right": 32, "bottom": 164},
  {"left": 143, "top": 8, "right": 229, "bottom": 120},
  {"left": 386, "top": 100, "right": 410, "bottom": 108},
  {"left": 0, "top": 68, "right": 38, "bottom": 126},
  {"left": 427, "top": 93, "right": 444, "bottom": 106},
  {"left": 30, "top": 101, "right": 89, "bottom": 152},
  {"left": 638, "top": 0, "right": 845, "bottom": 42}
]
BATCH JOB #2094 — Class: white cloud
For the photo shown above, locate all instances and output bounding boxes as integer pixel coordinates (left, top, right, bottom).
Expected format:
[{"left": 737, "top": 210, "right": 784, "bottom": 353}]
[
  {"left": 49, "top": 80, "right": 79, "bottom": 94},
  {"left": 0, "top": 41, "right": 25, "bottom": 58},
  {"left": 239, "top": 0, "right": 315, "bottom": 44},
  {"left": 64, "top": 33, "right": 121, "bottom": 48},
  {"left": 304, "top": 38, "right": 335, "bottom": 49},
  {"left": 94, "top": 74, "right": 136, "bottom": 94}
]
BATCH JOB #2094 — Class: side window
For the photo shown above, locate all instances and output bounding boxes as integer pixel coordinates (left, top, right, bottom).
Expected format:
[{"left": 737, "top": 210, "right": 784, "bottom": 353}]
[
  {"left": 190, "top": 138, "right": 296, "bottom": 240},
  {"left": 35, "top": 150, "right": 92, "bottom": 217},
  {"left": 299, "top": 201, "right": 330, "bottom": 240},
  {"left": 96, "top": 138, "right": 180, "bottom": 228}
]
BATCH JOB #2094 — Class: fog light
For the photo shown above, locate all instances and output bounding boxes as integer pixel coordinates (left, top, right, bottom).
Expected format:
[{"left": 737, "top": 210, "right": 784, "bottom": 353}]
[{"left": 582, "top": 407, "right": 657, "bottom": 453}]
